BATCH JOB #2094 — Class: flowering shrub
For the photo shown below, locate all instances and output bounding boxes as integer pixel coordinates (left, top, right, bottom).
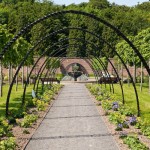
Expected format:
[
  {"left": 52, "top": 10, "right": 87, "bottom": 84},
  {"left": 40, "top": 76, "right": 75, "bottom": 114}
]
[
  {"left": 129, "top": 115, "right": 137, "bottom": 126},
  {"left": 118, "top": 105, "right": 133, "bottom": 116},
  {"left": 101, "top": 100, "right": 112, "bottom": 110},
  {"left": 115, "top": 123, "right": 123, "bottom": 131},
  {"left": 122, "top": 121, "right": 129, "bottom": 128},
  {"left": 109, "top": 112, "right": 125, "bottom": 125},
  {"left": 112, "top": 101, "right": 119, "bottom": 111},
  {"left": 32, "top": 98, "right": 48, "bottom": 111},
  {"left": 86, "top": 83, "right": 150, "bottom": 149}
]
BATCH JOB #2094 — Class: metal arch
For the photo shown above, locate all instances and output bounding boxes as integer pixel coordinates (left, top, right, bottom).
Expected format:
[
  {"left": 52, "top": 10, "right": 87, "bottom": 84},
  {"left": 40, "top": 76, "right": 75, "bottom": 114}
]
[
  {"left": 33, "top": 43, "right": 122, "bottom": 102},
  {"left": 33, "top": 43, "right": 116, "bottom": 98},
  {"left": 59, "top": 27, "right": 139, "bottom": 114},
  {"left": 34, "top": 43, "right": 114, "bottom": 95},
  {"left": 30, "top": 41, "right": 107, "bottom": 96},
  {"left": 22, "top": 41, "right": 113, "bottom": 104},
  {"left": 1, "top": 10, "right": 149, "bottom": 75},
  {"left": 22, "top": 45, "right": 63, "bottom": 104},
  {"left": 6, "top": 35, "right": 129, "bottom": 116},
  {"left": 90, "top": 57, "right": 114, "bottom": 92},
  {"left": 21, "top": 40, "right": 122, "bottom": 116},
  {"left": 33, "top": 50, "right": 66, "bottom": 93},
  {"left": 7, "top": 29, "right": 124, "bottom": 115},
  {"left": 27, "top": 37, "right": 125, "bottom": 111},
  {"left": 6, "top": 27, "right": 138, "bottom": 116},
  {"left": 34, "top": 46, "right": 102, "bottom": 94},
  {"left": 5, "top": 29, "right": 72, "bottom": 116}
]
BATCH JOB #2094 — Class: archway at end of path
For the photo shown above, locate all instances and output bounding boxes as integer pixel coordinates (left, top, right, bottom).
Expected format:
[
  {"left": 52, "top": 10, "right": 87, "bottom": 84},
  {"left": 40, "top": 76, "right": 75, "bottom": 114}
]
[{"left": 61, "top": 62, "right": 90, "bottom": 79}]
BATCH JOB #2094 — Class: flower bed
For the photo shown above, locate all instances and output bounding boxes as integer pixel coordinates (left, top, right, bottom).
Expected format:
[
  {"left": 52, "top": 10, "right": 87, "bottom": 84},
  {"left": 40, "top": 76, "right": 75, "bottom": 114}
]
[
  {"left": 0, "top": 84, "right": 63, "bottom": 150},
  {"left": 86, "top": 83, "right": 150, "bottom": 150}
]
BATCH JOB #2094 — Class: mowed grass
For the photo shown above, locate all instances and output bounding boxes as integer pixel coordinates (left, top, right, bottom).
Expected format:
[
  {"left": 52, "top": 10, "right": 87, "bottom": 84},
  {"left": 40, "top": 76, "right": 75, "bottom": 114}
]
[
  {"left": 105, "top": 83, "right": 150, "bottom": 121},
  {"left": 0, "top": 84, "right": 40, "bottom": 119}
]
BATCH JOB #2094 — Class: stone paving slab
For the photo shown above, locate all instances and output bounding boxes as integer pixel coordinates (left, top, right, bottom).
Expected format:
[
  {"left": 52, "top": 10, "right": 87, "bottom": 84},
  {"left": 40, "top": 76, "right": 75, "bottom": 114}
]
[{"left": 25, "top": 84, "right": 119, "bottom": 150}]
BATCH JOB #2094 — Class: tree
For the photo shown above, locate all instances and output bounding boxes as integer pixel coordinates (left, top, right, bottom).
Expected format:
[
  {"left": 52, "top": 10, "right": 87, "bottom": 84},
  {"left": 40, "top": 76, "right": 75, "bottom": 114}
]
[
  {"left": 116, "top": 28, "right": 150, "bottom": 85},
  {"left": 88, "top": 0, "right": 110, "bottom": 9},
  {"left": 0, "top": 24, "right": 13, "bottom": 97}
]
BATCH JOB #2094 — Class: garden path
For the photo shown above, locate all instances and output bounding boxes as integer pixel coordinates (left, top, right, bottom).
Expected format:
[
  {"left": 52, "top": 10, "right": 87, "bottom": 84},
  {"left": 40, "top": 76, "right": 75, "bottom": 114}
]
[{"left": 25, "top": 83, "right": 119, "bottom": 150}]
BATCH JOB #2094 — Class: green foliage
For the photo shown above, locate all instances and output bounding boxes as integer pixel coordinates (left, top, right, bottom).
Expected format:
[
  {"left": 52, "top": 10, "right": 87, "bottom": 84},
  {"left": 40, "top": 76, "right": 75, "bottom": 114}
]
[
  {"left": 32, "top": 84, "right": 62, "bottom": 111},
  {"left": 122, "top": 134, "right": 149, "bottom": 150},
  {"left": 46, "top": 58, "right": 60, "bottom": 69},
  {"left": 0, "top": 137, "right": 16, "bottom": 150},
  {"left": 32, "top": 98, "right": 48, "bottom": 111},
  {"left": 17, "top": 114, "right": 38, "bottom": 128},
  {"left": 116, "top": 28, "right": 150, "bottom": 66},
  {"left": 101, "top": 100, "right": 112, "bottom": 110},
  {"left": 141, "top": 126, "right": 150, "bottom": 138},
  {"left": 0, "top": 24, "right": 33, "bottom": 67},
  {"left": 137, "top": 119, "right": 150, "bottom": 138},
  {"left": 109, "top": 112, "right": 125, "bottom": 125},
  {"left": 87, "top": 83, "right": 150, "bottom": 148},
  {"left": 0, "top": 119, "right": 13, "bottom": 137},
  {"left": 88, "top": 0, "right": 110, "bottom": 9},
  {"left": 118, "top": 105, "right": 134, "bottom": 116},
  {"left": 91, "top": 57, "right": 108, "bottom": 71}
]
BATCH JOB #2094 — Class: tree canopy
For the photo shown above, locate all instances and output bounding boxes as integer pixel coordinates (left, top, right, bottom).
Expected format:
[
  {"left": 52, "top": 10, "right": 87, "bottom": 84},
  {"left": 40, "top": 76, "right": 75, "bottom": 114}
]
[{"left": 0, "top": 0, "right": 150, "bottom": 59}]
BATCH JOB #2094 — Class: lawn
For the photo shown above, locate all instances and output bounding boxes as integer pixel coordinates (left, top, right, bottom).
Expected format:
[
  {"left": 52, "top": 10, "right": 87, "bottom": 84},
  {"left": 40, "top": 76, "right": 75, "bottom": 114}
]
[
  {"left": 104, "top": 83, "right": 150, "bottom": 121},
  {"left": 0, "top": 84, "right": 41, "bottom": 119}
]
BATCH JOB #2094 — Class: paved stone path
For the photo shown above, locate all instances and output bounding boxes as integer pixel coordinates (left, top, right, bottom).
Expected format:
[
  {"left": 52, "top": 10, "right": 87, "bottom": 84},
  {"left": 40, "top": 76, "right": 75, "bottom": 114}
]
[{"left": 25, "top": 83, "right": 119, "bottom": 150}]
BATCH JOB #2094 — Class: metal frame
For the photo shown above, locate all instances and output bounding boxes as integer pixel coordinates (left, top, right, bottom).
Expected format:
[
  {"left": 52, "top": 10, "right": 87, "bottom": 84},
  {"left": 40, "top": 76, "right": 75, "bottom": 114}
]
[{"left": 1, "top": 9, "right": 148, "bottom": 116}]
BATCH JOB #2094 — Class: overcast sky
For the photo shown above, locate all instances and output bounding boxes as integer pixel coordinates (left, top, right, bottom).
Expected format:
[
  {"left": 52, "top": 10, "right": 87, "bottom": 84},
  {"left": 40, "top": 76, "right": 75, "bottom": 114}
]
[{"left": 53, "top": 0, "right": 149, "bottom": 6}]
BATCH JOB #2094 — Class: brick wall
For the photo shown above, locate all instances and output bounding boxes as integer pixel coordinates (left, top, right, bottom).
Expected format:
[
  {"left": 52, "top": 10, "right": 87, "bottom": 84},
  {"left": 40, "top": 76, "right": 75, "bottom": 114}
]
[
  {"left": 56, "top": 58, "right": 93, "bottom": 75},
  {"left": 2, "top": 57, "right": 149, "bottom": 78}
]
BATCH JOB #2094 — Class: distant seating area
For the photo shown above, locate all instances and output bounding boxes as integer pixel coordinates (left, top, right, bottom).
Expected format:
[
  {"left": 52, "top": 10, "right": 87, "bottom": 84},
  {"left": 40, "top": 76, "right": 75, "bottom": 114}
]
[{"left": 40, "top": 78, "right": 60, "bottom": 84}]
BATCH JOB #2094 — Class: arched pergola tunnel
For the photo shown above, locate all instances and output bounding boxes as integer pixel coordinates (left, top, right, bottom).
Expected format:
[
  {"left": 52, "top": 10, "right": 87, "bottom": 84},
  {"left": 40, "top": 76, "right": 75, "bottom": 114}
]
[
  {"left": 9, "top": 35, "right": 123, "bottom": 109},
  {"left": 1, "top": 10, "right": 149, "bottom": 118}
]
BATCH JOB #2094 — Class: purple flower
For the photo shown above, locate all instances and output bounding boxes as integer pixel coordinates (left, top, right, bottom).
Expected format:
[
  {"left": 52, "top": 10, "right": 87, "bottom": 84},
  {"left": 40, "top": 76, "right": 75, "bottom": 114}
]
[
  {"left": 119, "top": 132, "right": 128, "bottom": 139},
  {"left": 113, "top": 102, "right": 118, "bottom": 105},
  {"left": 112, "top": 102, "right": 119, "bottom": 111},
  {"left": 118, "top": 123, "right": 123, "bottom": 128},
  {"left": 123, "top": 121, "right": 129, "bottom": 128},
  {"left": 129, "top": 115, "right": 137, "bottom": 125},
  {"left": 115, "top": 123, "right": 123, "bottom": 131}
]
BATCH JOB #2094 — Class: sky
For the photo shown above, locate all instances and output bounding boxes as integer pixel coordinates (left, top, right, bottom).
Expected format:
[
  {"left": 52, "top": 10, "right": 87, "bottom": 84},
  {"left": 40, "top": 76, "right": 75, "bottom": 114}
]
[{"left": 53, "top": 0, "right": 149, "bottom": 6}]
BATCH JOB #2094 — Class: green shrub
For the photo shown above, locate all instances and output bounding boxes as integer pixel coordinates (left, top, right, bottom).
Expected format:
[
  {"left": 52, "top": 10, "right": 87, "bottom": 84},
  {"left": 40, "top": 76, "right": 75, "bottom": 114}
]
[
  {"left": 32, "top": 98, "right": 47, "bottom": 111},
  {"left": 122, "top": 134, "right": 149, "bottom": 150},
  {"left": 119, "top": 105, "right": 133, "bottom": 116},
  {"left": 101, "top": 100, "right": 112, "bottom": 110},
  {"left": 17, "top": 114, "right": 38, "bottom": 128},
  {"left": 109, "top": 112, "right": 126, "bottom": 125},
  {"left": 0, "top": 137, "right": 16, "bottom": 150},
  {"left": 0, "top": 120, "right": 13, "bottom": 137}
]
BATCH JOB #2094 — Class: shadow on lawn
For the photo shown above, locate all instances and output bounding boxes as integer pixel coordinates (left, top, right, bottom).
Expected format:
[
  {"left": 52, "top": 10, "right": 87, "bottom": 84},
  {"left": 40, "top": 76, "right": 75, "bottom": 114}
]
[{"left": 0, "top": 91, "right": 33, "bottom": 119}]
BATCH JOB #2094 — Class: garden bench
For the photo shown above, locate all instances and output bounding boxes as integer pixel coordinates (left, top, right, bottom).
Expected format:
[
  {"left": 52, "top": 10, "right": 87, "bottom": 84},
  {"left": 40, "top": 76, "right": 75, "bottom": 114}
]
[{"left": 40, "top": 77, "right": 60, "bottom": 84}]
